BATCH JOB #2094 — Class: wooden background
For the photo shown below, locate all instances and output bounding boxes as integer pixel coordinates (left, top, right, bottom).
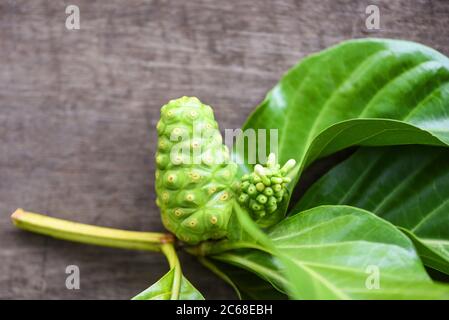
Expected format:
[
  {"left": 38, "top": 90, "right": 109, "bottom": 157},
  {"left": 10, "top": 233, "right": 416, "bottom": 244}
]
[{"left": 1, "top": 0, "right": 448, "bottom": 299}]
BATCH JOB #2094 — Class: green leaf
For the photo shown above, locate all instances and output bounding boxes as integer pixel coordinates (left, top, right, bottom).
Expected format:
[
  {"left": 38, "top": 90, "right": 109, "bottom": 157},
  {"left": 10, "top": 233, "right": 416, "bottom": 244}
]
[
  {"left": 212, "top": 205, "right": 449, "bottom": 299},
  {"left": 199, "top": 257, "right": 286, "bottom": 300},
  {"left": 132, "top": 269, "right": 204, "bottom": 300},
  {"left": 294, "top": 145, "right": 449, "bottom": 274},
  {"left": 133, "top": 243, "right": 204, "bottom": 300},
  {"left": 401, "top": 228, "right": 449, "bottom": 275},
  {"left": 239, "top": 38, "right": 449, "bottom": 188}
]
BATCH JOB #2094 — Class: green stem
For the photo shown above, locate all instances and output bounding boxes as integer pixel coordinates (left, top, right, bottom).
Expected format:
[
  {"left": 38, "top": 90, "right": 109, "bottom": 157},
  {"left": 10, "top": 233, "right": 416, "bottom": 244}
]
[
  {"left": 161, "top": 243, "right": 182, "bottom": 300},
  {"left": 198, "top": 256, "right": 242, "bottom": 300},
  {"left": 13, "top": 209, "right": 186, "bottom": 300},
  {"left": 232, "top": 202, "right": 277, "bottom": 252},
  {"left": 131, "top": 243, "right": 182, "bottom": 300},
  {"left": 11, "top": 208, "right": 174, "bottom": 252}
]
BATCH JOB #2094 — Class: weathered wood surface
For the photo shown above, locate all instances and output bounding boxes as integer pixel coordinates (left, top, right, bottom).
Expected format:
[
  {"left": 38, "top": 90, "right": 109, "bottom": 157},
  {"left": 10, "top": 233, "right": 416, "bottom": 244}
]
[{"left": 1, "top": 0, "right": 448, "bottom": 299}]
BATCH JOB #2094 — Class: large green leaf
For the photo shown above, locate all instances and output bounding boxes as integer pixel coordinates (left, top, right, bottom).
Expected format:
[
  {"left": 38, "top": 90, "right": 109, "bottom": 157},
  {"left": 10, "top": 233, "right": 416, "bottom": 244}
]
[
  {"left": 212, "top": 206, "right": 449, "bottom": 299},
  {"left": 293, "top": 145, "right": 449, "bottom": 274},
  {"left": 239, "top": 38, "right": 449, "bottom": 178},
  {"left": 132, "top": 269, "right": 204, "bottom": 300}
]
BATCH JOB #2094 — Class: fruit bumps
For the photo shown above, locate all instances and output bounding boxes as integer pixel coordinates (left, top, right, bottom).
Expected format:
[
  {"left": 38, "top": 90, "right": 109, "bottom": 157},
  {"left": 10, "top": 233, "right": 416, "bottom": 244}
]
[{"left": 155, "top": 97, "right": 237, "bottom": 244}]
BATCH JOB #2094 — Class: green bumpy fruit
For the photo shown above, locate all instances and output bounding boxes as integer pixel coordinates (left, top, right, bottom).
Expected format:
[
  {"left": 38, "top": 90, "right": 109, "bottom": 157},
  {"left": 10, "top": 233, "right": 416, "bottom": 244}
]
[
  {"left": 236, "top": 153, "right": 296, "bottom": 222},
  {"left": 155, "top": 96, "right": 237, "bottom": 244}
]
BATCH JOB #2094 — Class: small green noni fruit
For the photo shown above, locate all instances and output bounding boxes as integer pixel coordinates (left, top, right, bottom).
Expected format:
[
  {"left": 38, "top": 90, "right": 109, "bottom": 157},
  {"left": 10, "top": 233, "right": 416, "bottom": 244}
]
[
  {"left": 236, "top": 153, "right": 295, "bottom": 224},
  {"left": 155, "top": 96, "right": 237, "bottom": 244}
]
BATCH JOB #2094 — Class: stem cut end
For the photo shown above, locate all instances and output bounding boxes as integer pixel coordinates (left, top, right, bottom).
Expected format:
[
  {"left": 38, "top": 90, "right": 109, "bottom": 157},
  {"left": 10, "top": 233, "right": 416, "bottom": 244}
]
[{"left": 11, "top": 208, "right": 25, "bottom": 226}]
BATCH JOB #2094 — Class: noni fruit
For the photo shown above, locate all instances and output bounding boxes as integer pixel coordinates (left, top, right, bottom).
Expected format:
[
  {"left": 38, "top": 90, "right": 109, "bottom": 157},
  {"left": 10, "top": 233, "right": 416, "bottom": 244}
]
[{"left": 155, "top": 97, "right": 237, "bottom": 244}]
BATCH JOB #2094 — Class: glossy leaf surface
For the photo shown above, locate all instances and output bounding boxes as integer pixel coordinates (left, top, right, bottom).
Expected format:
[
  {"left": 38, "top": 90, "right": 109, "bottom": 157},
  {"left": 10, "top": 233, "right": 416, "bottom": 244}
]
[
  {"left": 213, "top": 206, "right": 449, "bottom": 299},
  {"left": 294, "top": 146, "right": 449, "bottom": 274},
  {"left": 132, "top": 269, "right": 204, "bottom": 300},
  {"left": 239, "top": 39, "right": 449, "bottom": 178}
]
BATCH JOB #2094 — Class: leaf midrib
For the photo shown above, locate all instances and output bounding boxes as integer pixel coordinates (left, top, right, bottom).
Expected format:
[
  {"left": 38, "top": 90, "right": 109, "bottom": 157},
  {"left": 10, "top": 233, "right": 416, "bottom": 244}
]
[
  {"left": 290, "top": 259, "right": 351, "bottom": 299},
  {"left": 411, "top": 197, "right": 449, "bottom": 232}
]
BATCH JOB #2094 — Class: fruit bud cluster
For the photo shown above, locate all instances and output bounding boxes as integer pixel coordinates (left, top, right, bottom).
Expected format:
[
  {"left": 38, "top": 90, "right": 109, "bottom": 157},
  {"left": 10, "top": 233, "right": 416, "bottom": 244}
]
[{"left": 237, "top": 153, "right": 296, "bottom": 220}]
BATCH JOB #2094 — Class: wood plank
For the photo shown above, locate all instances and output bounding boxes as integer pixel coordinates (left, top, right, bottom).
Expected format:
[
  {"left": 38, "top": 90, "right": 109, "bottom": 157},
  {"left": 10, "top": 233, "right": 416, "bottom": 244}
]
[{"left": 1, "top": 0, "right": 448, "bottom": 299}]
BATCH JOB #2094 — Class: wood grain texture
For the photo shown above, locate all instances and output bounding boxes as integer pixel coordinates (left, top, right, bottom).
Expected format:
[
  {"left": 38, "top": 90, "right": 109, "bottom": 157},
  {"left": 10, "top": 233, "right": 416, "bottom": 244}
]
[{"left": 0, "top": 0, "right": 448, "bottom": 299}]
